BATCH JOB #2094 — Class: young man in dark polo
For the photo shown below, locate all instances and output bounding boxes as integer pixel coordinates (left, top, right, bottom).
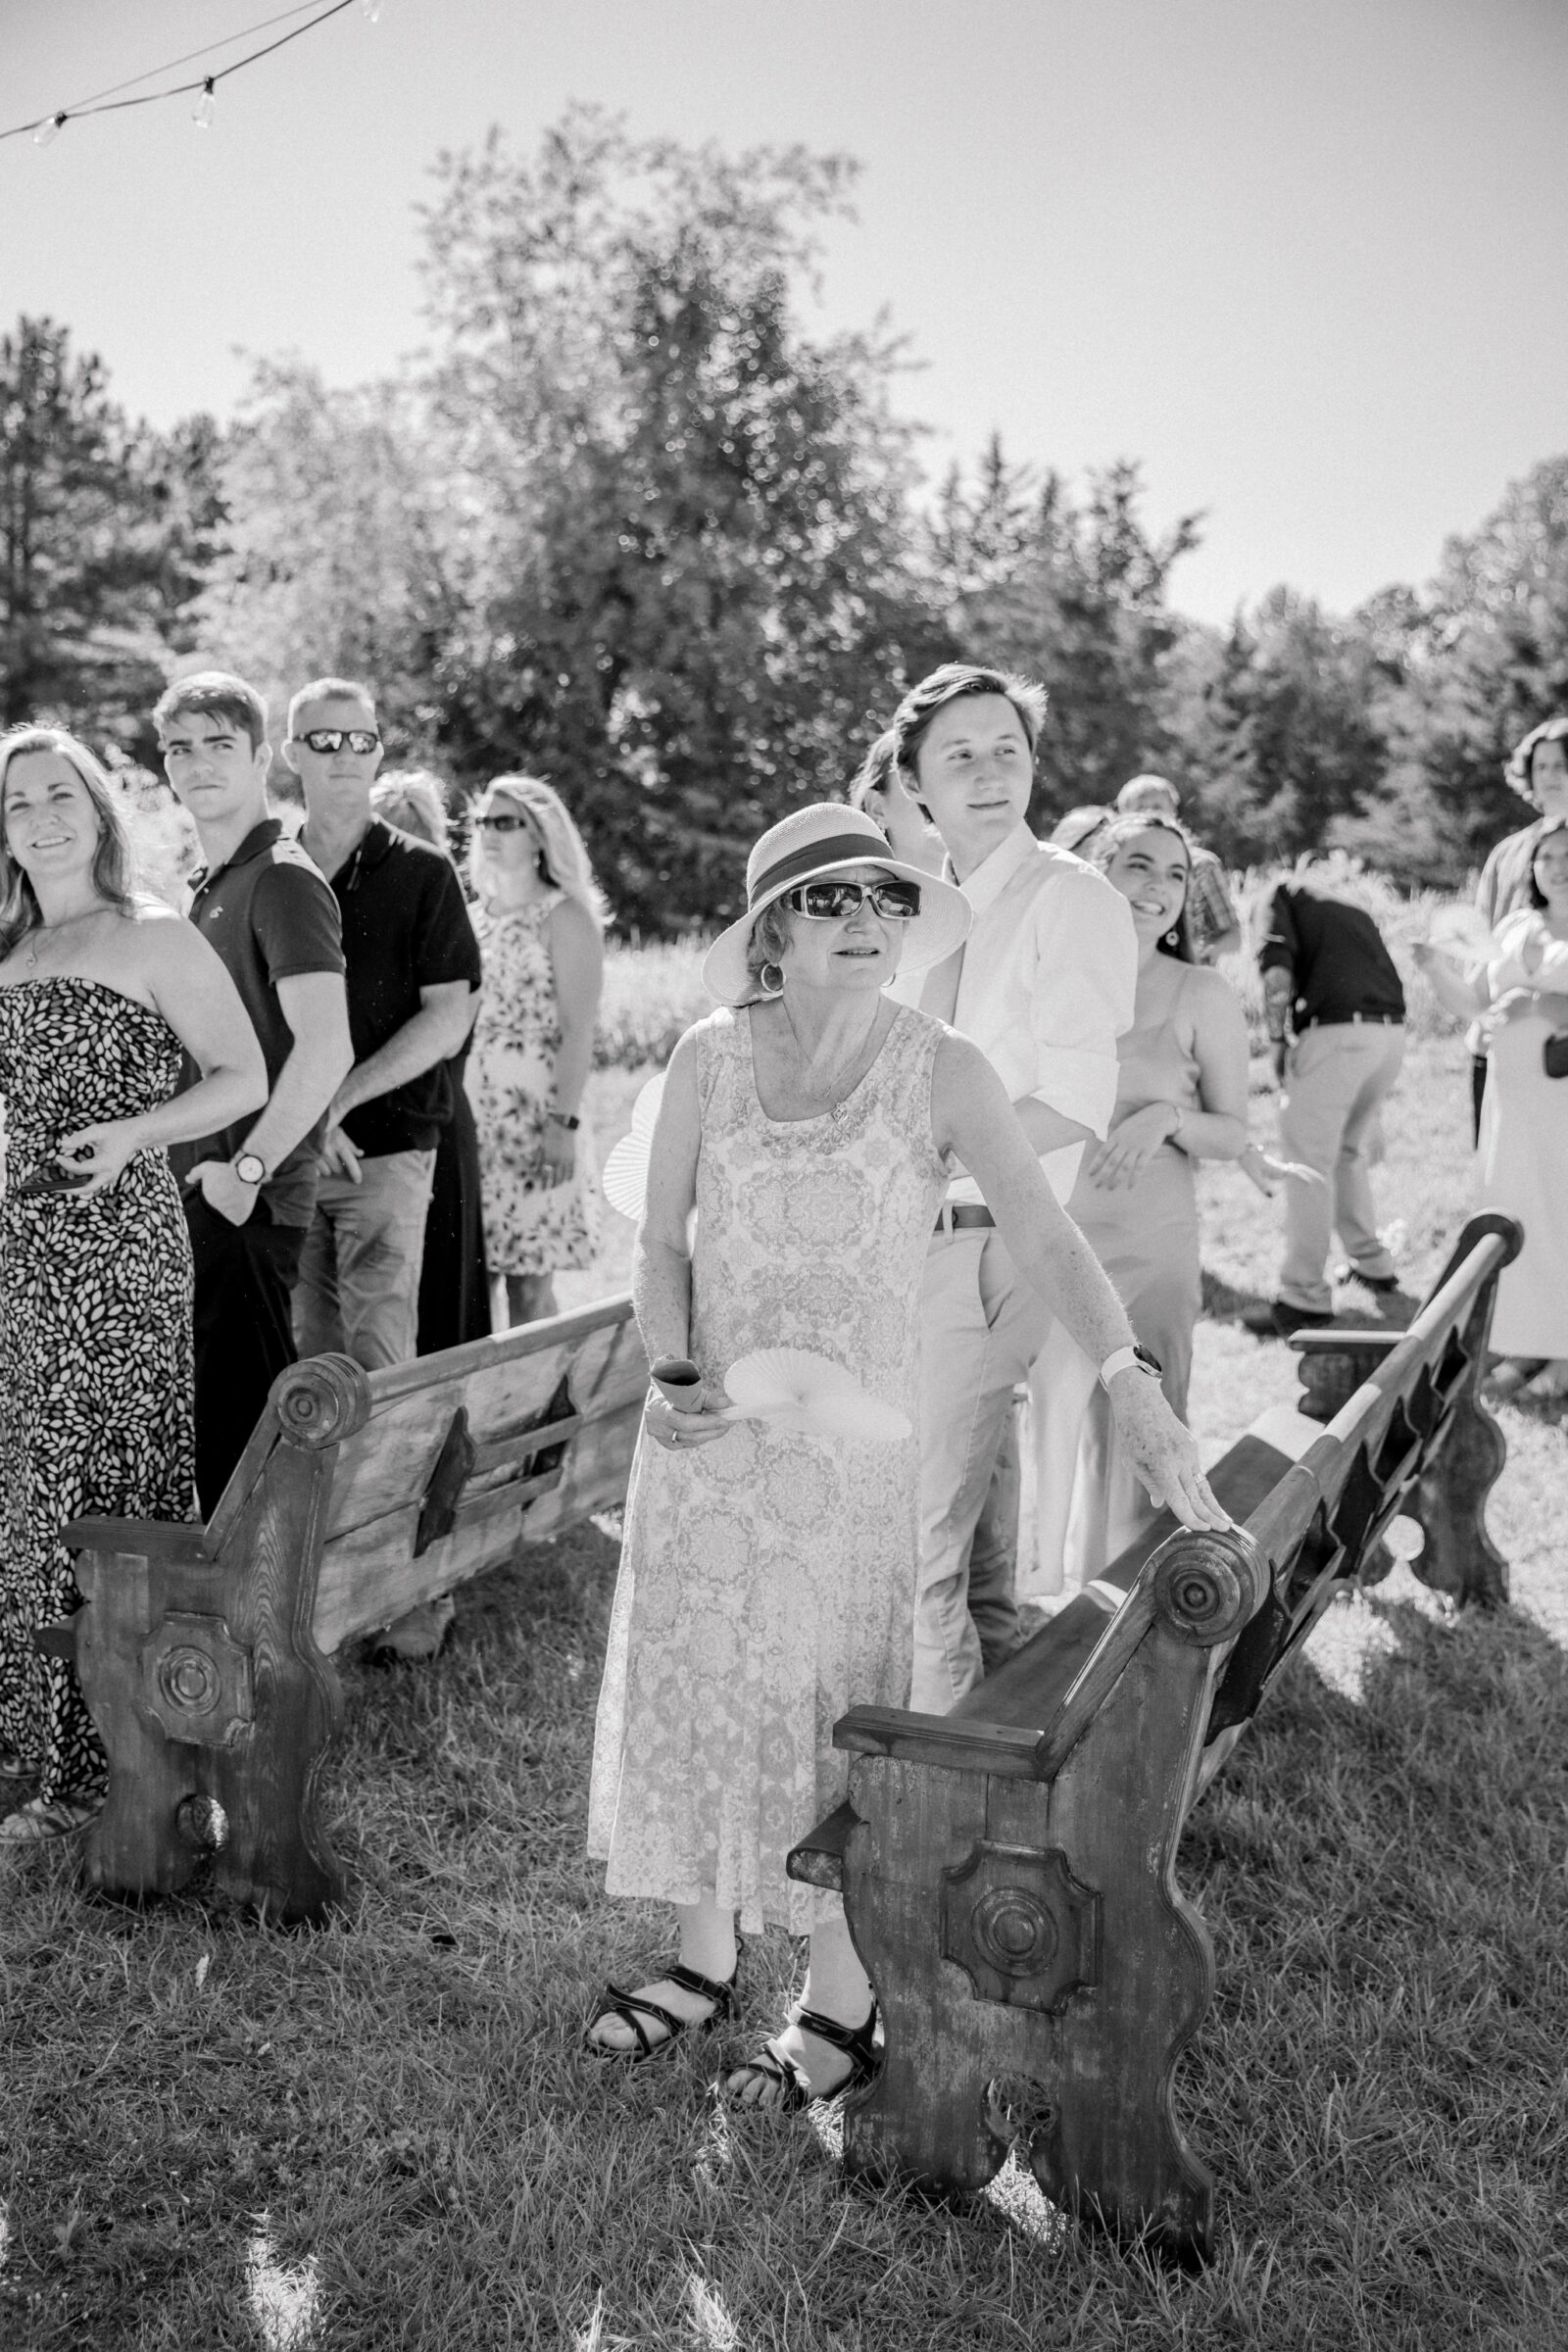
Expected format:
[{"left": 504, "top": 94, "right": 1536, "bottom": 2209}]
[
  {"left": 284, "top": 676, "right": 482, "bottom": 1374},
  {"left": 156, "top": 671, "right": 354, "bottom": 1514}
]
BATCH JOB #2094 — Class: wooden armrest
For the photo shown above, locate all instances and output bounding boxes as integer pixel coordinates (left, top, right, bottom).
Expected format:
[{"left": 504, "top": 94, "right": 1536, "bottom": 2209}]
[
  {"left": 785, "top": 1798, "right": 858, "bottom": 1891},
  {"left": 1287, "top": 1329, "right": 1402, "bottom": 1355},
  {"left": 64, "top": 1518, "right": 214, "bottom": 1561}
]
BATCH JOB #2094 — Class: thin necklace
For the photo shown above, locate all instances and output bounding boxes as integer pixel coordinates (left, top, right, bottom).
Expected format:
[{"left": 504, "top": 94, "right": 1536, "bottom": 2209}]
[{"left": 23, "top": 906, "right": 102, "bottom": 971}]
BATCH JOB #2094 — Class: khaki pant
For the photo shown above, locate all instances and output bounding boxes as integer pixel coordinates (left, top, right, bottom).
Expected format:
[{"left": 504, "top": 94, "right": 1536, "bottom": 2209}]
[
  {"left": 1279, "top": 1023, "right": 1404, "bottom": 1314},
  {"left": 911, "top": 1231, "right": 1053, "bottom": 1714},
  {"left": 294, "top": 1148, "right": 437, "bottom": 1371}
]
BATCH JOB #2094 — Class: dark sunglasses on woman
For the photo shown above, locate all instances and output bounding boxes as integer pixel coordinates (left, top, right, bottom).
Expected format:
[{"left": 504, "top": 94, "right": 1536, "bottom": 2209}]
[
  {"left": 474, "top": 814, "right": 535, "bottom": 833},
  {"left": 785, "top": 879, "right": 922, "bottom": 920}
]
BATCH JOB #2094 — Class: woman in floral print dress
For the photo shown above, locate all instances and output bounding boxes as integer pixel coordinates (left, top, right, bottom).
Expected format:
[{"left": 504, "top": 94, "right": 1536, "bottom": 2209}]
[
  {"left": 583, "top": 804, "right": 1229, "bottom": 2113},
  {"left": 0, "top": 728, "right": 265, "bottom": 1842},
  {"left": 465, "top": 776, "right": 606, "bottom": 1326}
]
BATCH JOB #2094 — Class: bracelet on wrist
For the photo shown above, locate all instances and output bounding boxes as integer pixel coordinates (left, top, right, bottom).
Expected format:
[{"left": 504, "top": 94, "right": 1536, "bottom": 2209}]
[{"left": 546, "top": 1108, "right": 580, "bottom": 1131}]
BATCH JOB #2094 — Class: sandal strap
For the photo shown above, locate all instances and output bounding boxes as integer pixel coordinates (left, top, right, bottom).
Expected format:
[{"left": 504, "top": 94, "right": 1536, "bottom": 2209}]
[
  {"left": 793, "top": 2004, "right": 878, "bottom": 2081},
  {"left": 586, "top": 1960, "right": 738, "bottom": 2062},
  {"left": 731, "top": 2004, "right": 879, "bottom": 2112},
  {"left": 666, "top": 1961, "right": 737, "bottom": 2016},
  {"left": 591, "top": 1982, "right": 688, "bottom": 2060}
]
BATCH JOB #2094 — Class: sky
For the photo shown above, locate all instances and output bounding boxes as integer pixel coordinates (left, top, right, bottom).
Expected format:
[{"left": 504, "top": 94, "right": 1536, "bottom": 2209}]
[{"left": 4, "top": 0, "right": 1565, "bottom": 625}]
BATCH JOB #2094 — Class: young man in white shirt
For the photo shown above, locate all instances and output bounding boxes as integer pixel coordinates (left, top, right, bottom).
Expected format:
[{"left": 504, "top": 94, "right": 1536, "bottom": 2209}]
[{"left": 888, "top": 663, "right": 1138, "bottom": 1711}]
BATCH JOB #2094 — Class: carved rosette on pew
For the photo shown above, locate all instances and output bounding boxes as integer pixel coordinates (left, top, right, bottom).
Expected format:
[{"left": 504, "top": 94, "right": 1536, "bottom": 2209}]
[
  {"left": 71, "top": 1351, "right": 370, "bottom": 1923},
  {"left": 831, "top": 1529, "right": 1266, "bottom": 2262}
]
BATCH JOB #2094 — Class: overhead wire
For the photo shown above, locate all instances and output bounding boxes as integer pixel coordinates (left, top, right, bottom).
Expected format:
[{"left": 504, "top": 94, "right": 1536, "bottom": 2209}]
[{"left": 1, "top": 0, "right": 361, "bottom": 146}]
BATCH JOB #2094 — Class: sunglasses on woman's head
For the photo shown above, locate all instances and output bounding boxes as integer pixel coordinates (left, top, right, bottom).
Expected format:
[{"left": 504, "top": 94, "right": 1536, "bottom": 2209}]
[
  {"left": 784, "top": 879, "right": 921, "bottom": 920},
  {"left": 474, "top": 813, "right": 534, "bottom": 833},
  {"left": 297, "top": 728, "right": 380, "bottom": 756}
]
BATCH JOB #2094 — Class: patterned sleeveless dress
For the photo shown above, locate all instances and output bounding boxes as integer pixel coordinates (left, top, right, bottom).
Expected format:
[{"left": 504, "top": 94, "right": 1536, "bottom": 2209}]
[
  {"left": 465, "top": 896, "right": 600, "bottom": 1278},
  {"left": 588, "top": 1002, "right": 949, "bottom": 1936},
  {"left": 0, "top": 978, "right": 195, "bottom": 1804}
]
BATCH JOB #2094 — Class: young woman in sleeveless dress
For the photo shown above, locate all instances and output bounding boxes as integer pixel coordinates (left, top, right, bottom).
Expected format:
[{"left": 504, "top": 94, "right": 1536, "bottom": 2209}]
[
  {"left": 584, "top": 804, "right": 1230, "bottom": 2110},
  {"left": 1028, "top": 814, "right": 1254, "bottom": 1592},
  {"left": 464, "top": 776, "right": 606, "bottom": 1327},
  {"left": 0, "top": 729, "right": 266, "bottom": 1841}
]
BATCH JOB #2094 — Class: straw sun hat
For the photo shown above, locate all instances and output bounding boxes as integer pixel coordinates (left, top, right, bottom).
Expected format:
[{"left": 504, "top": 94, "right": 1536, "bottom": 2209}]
[{"left": 701, "top": 804, "right": 971, "bottom": 1006}]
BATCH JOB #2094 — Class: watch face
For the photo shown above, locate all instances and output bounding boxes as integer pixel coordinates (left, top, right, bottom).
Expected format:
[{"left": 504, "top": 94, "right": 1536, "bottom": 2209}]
[{"left": 235, "top": 1154, "right": 266, "bottom": 1185}]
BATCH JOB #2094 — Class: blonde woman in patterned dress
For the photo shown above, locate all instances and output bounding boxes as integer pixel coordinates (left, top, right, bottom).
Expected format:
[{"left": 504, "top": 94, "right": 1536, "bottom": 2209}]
[
  {"left": 584, "top": 805, "right": 1230, "bottom": 2110},
  {"left": 0, "top": 728, "right": 265, "bottom": 1841},
  {"left": 464, "top": 777, "right": 605, "bottom": 1326}
]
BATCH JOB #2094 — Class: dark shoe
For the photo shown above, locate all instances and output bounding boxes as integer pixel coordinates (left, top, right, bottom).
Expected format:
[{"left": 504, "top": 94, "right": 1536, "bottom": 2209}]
[
  {"left": 584, "top": 1960, "right": 737, "bottom": 2063},
  {"left": 723, "top": 2003, "right": 879, "bottom": 2113}
]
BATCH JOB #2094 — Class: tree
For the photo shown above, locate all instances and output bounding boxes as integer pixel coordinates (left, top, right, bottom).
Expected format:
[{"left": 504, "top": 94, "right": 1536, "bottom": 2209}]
[
  {"left": 412, "top": 107, "right": 942, "bottom": 928},
  {"left": 0, "top": 317, "right": 193, "bottom": 750},
  {"left": 1161, "top": 588, "right": 1388, "bottom": 865},
  {"left": 192, "top": 361, "right": 450, "bottom": 759},
  {"left": 927, "top": 445, "right": 1202, "bottom": 826},
  {"left": 1351, "top": 459, "right": 1568, "bottom": 883}
]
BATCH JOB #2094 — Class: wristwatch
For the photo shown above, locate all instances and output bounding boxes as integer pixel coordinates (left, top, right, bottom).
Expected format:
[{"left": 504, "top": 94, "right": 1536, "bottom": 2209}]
[
  {"left": 1099, "top": 1343, "right": 1163, "bottom": 1391},
  {"left": 233, "top": 1152, "right": 267, "bottom": 1187},
  {"left": 546, "top": 1110, "right": 580, "bottom": 1131}
]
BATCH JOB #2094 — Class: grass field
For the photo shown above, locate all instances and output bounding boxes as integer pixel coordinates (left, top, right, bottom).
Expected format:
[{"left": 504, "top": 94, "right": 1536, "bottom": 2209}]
[{"left": 2, "top": 1033, "right": 1565, "bottom": 2351}]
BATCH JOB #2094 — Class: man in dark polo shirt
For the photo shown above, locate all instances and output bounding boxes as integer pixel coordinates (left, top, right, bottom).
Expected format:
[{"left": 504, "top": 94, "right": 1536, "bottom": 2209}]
[
  {"left": 1254, "top": 877, "right": 1410, "bottom": 1337},
  {"left": 284, "top": 676, "right": 482, "bottom": 1373},
  {"left": 156, "top": 671, "right": 353, "bottom": 1512}
]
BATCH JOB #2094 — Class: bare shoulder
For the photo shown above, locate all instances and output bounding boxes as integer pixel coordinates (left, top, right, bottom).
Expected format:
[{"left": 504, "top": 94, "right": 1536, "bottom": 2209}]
[
  {"left": 1180, "top": 959, "right": 1247, "bottom": 1034},
  {"left": 931, "top": 1025, "right": 1004, "bottom": 1102},
  {"left": 126, "top": 901, "right": 219, "bottom": 980}
]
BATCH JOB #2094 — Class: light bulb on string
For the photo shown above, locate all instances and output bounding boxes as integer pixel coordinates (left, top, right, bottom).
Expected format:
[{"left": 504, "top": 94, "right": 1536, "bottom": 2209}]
[
  {"left": 192, "top": 77, "right": 216, "bottom": 130},
  {"left": 32, "top": 112, "right": 68, "bottom": 147},
  {"left": 362, "top": 0, "right": 382, "bottom": 20}
]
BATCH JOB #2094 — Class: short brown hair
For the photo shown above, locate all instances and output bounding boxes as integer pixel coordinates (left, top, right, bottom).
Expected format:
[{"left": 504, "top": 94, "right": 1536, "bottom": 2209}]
[
  {"left": 891, "top": 663, "right": 1048, "bottom": 783},
  {"left": 287, "top": 675, "right": 376, "bottom": 737},
  {"left": 154, "top": 670, "right": 268, "bottom": 755}
]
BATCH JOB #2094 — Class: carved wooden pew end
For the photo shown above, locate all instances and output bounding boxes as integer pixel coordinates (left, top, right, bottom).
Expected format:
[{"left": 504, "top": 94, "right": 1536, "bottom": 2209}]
[
  {"left": 789, "top": 1213, "right": 1521, "bottom": 2264},
  {"left": 63, "top": 1296, "right": 650, "bottom": 1926}
]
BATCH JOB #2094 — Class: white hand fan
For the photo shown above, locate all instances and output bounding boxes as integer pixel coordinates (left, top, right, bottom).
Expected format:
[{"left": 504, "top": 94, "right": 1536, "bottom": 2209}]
[
  {"left": 602, "top": 1071, "right": 665, "bottom": 1221},
  {"left": 719, "top": 1348, "right": 911, "bottom": 1444},
  {"left": 1426, "top": 905, "right": 1492, "bottom": 954}
]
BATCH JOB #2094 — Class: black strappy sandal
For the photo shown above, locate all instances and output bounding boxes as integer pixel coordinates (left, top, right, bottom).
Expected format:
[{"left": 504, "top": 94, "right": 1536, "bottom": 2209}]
[
  {"left": 583, "top": 1961, "right": 738, "bottom": 2063},
  {"left": 724, "top": 2003, "right": 879, "bottom": 2112}
]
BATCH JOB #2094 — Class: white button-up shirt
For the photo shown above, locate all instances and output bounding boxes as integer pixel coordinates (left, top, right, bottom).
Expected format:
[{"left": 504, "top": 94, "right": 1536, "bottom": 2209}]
[{"left": 895, "top": 820, "right": 1137, "bottom": 1204}]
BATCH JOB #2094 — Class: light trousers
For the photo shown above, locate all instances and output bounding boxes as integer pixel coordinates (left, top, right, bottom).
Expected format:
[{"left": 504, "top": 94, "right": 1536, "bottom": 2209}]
[
  {"left": 912, "top": 1230, "right": 1053, "bottom": 1714},
  {"left": 1278, "top": 1024, "right": 1404, "bottom": 1314}
]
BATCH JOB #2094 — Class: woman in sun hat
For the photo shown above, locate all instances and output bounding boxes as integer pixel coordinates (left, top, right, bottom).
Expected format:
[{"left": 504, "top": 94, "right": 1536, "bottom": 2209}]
[{"left": 584, "top": 802, "right": 1228, "bottom": 2111}]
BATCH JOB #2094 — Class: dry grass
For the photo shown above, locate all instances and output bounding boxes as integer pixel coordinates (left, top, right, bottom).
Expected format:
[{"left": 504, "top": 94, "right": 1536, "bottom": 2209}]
[{"left": 3, "top": 1032, "right": 1565, "bottom": 2350}]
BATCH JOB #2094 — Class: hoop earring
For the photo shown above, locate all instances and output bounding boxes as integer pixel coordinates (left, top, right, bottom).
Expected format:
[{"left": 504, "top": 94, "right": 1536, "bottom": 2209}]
[
  {"left": 759, "top": 961, "right": 785, "bottom": 998},
  {"left": 1164, "top": 928, "right": 1180, "bottom": 949}
]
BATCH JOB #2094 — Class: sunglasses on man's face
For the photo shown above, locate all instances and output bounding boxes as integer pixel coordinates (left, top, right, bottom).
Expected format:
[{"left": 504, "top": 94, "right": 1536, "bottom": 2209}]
[
  {"left": 296, "top": 728, "right": 380, "bottom": 756},
  {"left": 474, "top": 813, "right": 535, "bottom": 833},
  {"left": 785, "top": 878, "right": 922, "bottom": 921}
]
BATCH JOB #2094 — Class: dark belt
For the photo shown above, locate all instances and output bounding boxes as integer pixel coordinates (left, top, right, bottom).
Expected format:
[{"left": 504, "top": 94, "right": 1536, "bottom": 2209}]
[
  {"left": 1301, "top": 1011, "right": 1402, "bottom": 1030},
  {"left": 933, "top": 1203, "right": 996, "bottom": 1235}
]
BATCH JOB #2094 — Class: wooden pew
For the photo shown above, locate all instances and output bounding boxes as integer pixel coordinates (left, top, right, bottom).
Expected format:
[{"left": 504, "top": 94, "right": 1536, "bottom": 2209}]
[
  {"left": 55, "top": 1294, "right": 649, "bottom": 1924},
  {"left": 785, "top": 1212, "right": 1521, "bottom": 2263}
]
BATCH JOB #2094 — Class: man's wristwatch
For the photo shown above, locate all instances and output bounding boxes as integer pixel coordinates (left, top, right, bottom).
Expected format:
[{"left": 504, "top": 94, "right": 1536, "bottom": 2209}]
[
  {"left": 1099, "top": 1343, "right": 1163, "bottom": 1391},
  {"left": 233, "top": 1152, "right": 267, "bottom": 1187},
  {"left": 546, "top": 1110, "right": 580, "bottom": 1131}
]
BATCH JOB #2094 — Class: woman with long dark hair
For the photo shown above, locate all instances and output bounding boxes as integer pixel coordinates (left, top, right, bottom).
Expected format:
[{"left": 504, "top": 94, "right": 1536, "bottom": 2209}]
[{"left": 0, "top": 727, "right": 265, "bottom": 1839}]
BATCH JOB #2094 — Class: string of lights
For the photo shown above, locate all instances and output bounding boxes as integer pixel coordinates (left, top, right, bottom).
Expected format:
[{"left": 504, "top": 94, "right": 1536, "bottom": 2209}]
[{"left": 1, "top": 0, "right": 376, "bottom": 148}]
